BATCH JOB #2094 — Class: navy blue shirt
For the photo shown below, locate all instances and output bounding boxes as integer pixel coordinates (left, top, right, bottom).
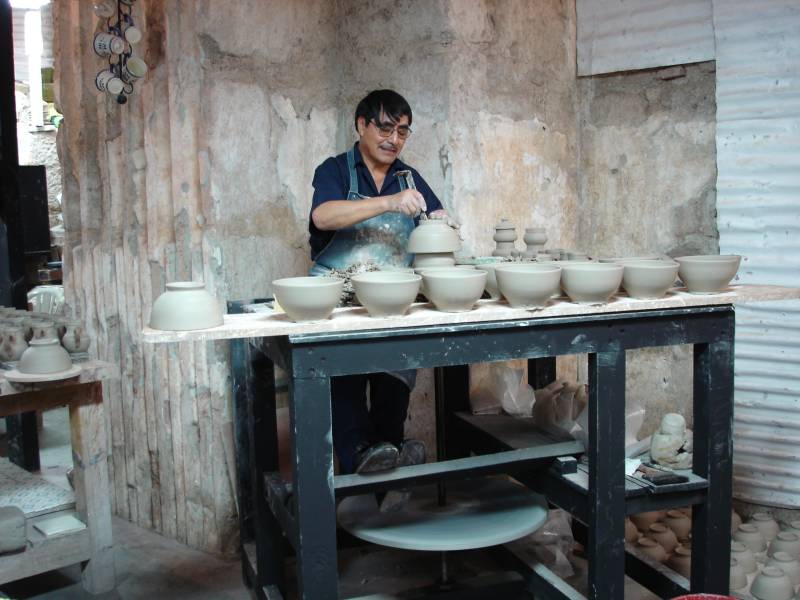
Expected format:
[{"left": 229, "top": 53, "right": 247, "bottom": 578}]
[{"left": 308, "top": 143, "right": 442, "bottom": 259}]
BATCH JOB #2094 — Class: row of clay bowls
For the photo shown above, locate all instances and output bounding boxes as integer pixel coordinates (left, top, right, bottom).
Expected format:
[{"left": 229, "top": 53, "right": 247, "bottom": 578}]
[{"left": 732, "top": 513, "right": 800, "bottom": 599}]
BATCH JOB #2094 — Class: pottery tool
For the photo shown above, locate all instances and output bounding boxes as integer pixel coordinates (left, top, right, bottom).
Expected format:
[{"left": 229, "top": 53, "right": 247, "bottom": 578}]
[{"left": 396, "top": 170, "right": 427, "bottom": 220}]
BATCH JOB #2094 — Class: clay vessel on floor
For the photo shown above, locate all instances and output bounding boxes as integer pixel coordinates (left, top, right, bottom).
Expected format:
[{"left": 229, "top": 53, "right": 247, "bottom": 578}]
[
  {"left": 731, "top": 540, "right": 758, "bottom": 574},
  {"left": 767, "top": 551, "right": 800, "bottom": 586},
  {"left": 625, "top": 518, "right": 639, "bottom": 543},
  {"left": 663, "top": 509, "right": 692, "bottom": 540},
  {"left": 751, "top": 566, "right": 794, "bottom": 600},
  {"left": 734, "top": 523, "right": 767, "bottom": 553},
  {"left": 729, "top": 557, "right": 747, "bottom": 591},
  {"left": 769, "top": 531, "right": 800, "bottom": 558},
  {"left": 675, "top": 254, "right": 741, "bottom": 294},
  {"left": 648, "top": 523, "right": 679, "bottom": 553},
  {"left": 752, "top": 512, "right": 781, "bottom": 542},
  {"left": 631, "top": 510, "right": 665, "bottom": 532},
  {"left": 636, "top": 537, "right": 667, "bottom": 563},
  {"left": 667, "top": 545, "right": 691, "bottom": 578}
]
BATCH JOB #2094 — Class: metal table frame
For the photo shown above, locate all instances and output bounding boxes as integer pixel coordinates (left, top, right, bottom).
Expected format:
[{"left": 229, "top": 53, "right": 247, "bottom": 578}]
[{"left": 232, "top": 303, "right": 734, "bottom": 600}]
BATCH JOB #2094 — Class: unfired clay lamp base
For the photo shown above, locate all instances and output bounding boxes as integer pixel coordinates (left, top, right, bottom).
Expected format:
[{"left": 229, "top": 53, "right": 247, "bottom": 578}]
[
  {"left": 4, "top": 364, "right": 82, "bottom": 383},
  {"left": 337, "top": 477, "right": 548, "bottom": 552}
]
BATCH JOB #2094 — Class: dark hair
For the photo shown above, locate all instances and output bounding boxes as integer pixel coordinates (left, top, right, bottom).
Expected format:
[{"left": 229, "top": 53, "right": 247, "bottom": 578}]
[{"left": 354, "top": 89, "right": 412, "bottom": 131}]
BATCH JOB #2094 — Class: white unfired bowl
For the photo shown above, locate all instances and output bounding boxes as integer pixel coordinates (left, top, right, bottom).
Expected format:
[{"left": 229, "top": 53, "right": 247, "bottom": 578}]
[
  {"left": 19, "top": 338, "right": 72, "bottom": 374},
  {"left": 422, "top": 269, "right": 487, "bottom": 312},
  {"left": 407, "top": 220, "right": 461, "bottom": 253},
  {"left": 621, "top": 260, "right": 679, "bottom": 299},
  {"left": 495, "top": 263, "right": 562, "bottom": 308},
  {"left": 272, "top": 276, "right": 344, "bottom": 322},
  {"left": 413, "top": 253, "right": 456, "bottom": 268},
  {"left": 675, "top": 255, "right": 741, "bottom": 294},
  {"left": 351, "top": 272, "right": 421, "bottom": 317},
  {"left": 561, "top": 263, "right": 623, "bottom": 305},
  {"left": 150, "top": 282, "right": 224, "bottom": 331}
]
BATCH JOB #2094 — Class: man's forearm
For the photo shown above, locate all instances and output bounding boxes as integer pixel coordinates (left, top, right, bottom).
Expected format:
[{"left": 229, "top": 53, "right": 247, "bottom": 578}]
[{"left": 311, "top": 198, "right": 389, "bottom": 230}]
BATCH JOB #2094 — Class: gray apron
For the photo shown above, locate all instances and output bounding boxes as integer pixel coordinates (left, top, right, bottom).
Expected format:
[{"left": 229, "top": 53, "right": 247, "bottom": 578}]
[{"left": 309, "top": 146, "right": 417, "bottom": 390}]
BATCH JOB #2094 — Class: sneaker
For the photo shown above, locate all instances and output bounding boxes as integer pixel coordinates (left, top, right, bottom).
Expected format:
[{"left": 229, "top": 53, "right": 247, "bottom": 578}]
[
  {"left": 379, "top": 439, "right": 426, "bottom": 513},
  {"left": 355, "top": 441, "right": 398, "bottom": 474}
]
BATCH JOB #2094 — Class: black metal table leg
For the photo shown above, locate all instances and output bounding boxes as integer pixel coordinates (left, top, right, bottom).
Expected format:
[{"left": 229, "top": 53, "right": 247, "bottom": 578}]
[
  {"left": 247, "top": 343, "right": 286, "bottom": 595},
  {"left": 435, "top": 365, "right": 470, "bottom": 461},
  {"left": 691, "top": 335, "right": 734, "bottom": 593},
  {"left": 289, "top": 375, "right": 338, "bottom": 600},
  {"left": 587, "top": 346, "right": 626, "bottom": 600},
  {"left": 6, "top": 412, "right": 40, "bottom": 471},
  {"left": 528, "top": 357, "right": 557, "bottom": 390}
]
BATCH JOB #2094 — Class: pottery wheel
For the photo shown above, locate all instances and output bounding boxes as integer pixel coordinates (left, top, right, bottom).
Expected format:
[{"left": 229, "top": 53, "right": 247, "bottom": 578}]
[
  {"left": 4, "top": 364, "right": 82, "bottom": 383},
  {"left": 337, "top": 477, "right": 548, "bottom": 552}
]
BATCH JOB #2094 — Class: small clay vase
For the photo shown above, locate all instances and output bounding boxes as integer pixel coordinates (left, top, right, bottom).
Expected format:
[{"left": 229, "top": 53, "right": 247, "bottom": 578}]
[
  {"left": 731, "top": 540, "right": 758, "bottom": 574},
  {"left": 729, "top": 557, "right": 747, "bottom": 592},
  {"left": 62, "top": 320, "right": 90, "bottom": 353},
  {"left": 648, "top": 522, "right": 679, "bottom": 553},
  {"left": 522, "top": 227, "right": 547, "bottom": 259},
  {"left": 624, "top": 518, "right": 639, "bottom": 543},
  {"left": 769, "top": 531, "right": 800, "bottom": 558},
  {"left": 732, "top": 510, "right": 743, "bottom": 534},
  {"left": 492, "top": 220, "right": 517, "bottom": 257},
  {"left": 767, "top": 551, "right": 800, "bottom": 586},
  {"left": 734, "top": 523, "right": 768, "bottom": 553},
  {"left": 663, "top": 509, "right": 692, "bottom": 539},
  {"left": 667, "top": 545, "right": 691, "bottom": 578},
  {"left": 752, "top": 512, "right": 781, "bottom": 542},
  {"left": 631, "top": 510, "right": 665, "bottom": 532},
  {"left": 637, "top": 537, "right": 667, "bottom": 563},
  {"left": 751, "top": 565, "right": 794, "bottom": 600},
  {"left": 0, "top": 325, "right": 28, "bottom": 361}
]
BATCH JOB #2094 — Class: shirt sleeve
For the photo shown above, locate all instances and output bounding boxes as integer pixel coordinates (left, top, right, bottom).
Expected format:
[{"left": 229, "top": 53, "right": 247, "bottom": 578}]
[
  {"left": 411, "top": 168, "right": 443, "bottom": 214},
  {"left": 311, "top": 157, "right": 347, "bottom": 211}
]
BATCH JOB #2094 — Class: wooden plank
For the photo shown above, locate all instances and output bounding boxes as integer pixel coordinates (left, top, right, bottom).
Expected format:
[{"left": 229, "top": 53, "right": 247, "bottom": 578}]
[
  {"left": 141, "top": 285, "right": 800, "bottom": 344},
  {"left": 153, "top": 340, "right": 177, "bottom": 539},
  {"left": 179, "top": 341, "right": 202, "bottom": 549},
  {"left": 0, "top": 510, "right": 92, "bottom": 585},
  {"left": 194, "top": 340, "right": 219, "bottom": 551},
  {"left": 70, "top": 382, "right": 115, "bottom": 593}
]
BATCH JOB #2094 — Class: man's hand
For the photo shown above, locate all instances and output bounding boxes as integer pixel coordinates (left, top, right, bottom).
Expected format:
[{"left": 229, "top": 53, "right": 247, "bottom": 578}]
[
  {"left": 386, "top": 189, "right": 427, "bottom": 217},
  {"left": 429, "top": 209, "right": 460, "bottom": 229}
]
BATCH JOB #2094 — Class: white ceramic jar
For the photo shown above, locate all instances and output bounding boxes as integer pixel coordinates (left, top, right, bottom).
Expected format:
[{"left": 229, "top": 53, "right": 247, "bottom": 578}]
[
  {"left": 767, "top": 551, "right": 800, "bottom": 586},
  {"left": 150, "top": 282, "right": 224, "bottom": 331},
  {"left": 752, "top": 512, "right": 782, "bottom": 542},
  {"left": 62, "top": 320, "right": 90, "bottom": 353},
  {"left": 769, "top": 531, "right": 800, "bottom": 558}
]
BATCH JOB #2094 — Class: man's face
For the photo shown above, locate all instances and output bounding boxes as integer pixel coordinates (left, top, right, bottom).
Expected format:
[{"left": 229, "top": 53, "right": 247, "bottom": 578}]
[{"left": 356, "top": 111, "right": 410, "bottom": 167}]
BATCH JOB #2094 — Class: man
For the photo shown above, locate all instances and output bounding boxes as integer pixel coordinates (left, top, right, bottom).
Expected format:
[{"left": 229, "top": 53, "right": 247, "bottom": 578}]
[{"left": 309, "top": 90, "right": 452, "bottom": 507}]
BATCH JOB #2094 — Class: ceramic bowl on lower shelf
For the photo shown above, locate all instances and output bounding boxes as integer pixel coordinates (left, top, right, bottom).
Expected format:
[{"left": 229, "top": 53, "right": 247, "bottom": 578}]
[
  {"left": 18, "top": 338, "right": 72, "bottom": 374},
  {"left": 751, "top": 565, "right": 794, "bottom": 600},
  {"left": 621, "top": 260, "right": 680, "bottom": 299},
  {"left": 150, "top": 282, "right": 225, "bottom": 331},
  {"left": 475, "top": 263, "right": 503, "bottom": 299},
  {"left": 675, "top": 254, "right": 741, "bottom": 294},
  {"left": 351, "top": 272, "right": 422, "bottom": 317},
  {"left": 422, "top": 269, "right": 486, "bottom": 312},
  {"left": 272, "top": 277, "right": 343, "bottom": 322},
  {"left": 560, "top": 263, "right": 623, "bottom": 304},
  {"left": 495, "top": 263, "right": 562, "bottom": 308}
]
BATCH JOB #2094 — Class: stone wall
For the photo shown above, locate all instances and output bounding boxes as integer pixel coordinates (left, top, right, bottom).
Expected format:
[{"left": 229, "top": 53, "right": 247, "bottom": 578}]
[
  {"left": 53, "top": 0, "right": 579, "bottom": 552},
  {"left": 577, "top": 62, "right": 718, "bottom": 436}
]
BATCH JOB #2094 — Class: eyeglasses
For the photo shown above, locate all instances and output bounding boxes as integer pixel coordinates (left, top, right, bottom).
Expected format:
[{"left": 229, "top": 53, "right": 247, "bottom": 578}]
[{"left": 371, "top": 120, "right": 412, "bottom": 140}]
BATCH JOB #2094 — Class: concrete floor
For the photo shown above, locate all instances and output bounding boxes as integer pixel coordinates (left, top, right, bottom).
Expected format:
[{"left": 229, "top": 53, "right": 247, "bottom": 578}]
[{"left": 1, "top": 408, "right": 659, "bottom": 599}]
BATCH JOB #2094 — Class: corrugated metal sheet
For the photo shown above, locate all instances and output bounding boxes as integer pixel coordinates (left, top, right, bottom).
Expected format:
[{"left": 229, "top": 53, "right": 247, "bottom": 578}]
[
  {"left": 576, "top": 0, "right": 715, "bottom": 76},
  {"left": 714, "top": 0, "right": 800, "bottom": 508}
]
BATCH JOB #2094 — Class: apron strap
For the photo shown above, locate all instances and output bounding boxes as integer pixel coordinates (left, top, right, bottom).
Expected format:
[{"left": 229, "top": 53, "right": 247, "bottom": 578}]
[{"left": 346, "top": 147, "right": 359, "bottom": 198}]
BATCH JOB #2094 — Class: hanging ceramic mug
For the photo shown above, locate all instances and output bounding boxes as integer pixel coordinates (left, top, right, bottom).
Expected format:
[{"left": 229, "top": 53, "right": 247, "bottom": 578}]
[
  {"left": 93, "top": 32, "right": 125, "bottom": 56},
  {"left": 120, "top": 14, "right": 142, "bottom": 44},
  {"left": 96, "top": 70, "right": 124, "bottom": 95},
  {"left": 121, "top": 57, "right": 148, "bottom": 83}
]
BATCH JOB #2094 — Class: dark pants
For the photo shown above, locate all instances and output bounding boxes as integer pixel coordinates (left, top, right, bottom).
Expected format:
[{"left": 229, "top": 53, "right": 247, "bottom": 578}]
[{"left": 332, "top": 372, "right": 411, "bottom": 474}]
